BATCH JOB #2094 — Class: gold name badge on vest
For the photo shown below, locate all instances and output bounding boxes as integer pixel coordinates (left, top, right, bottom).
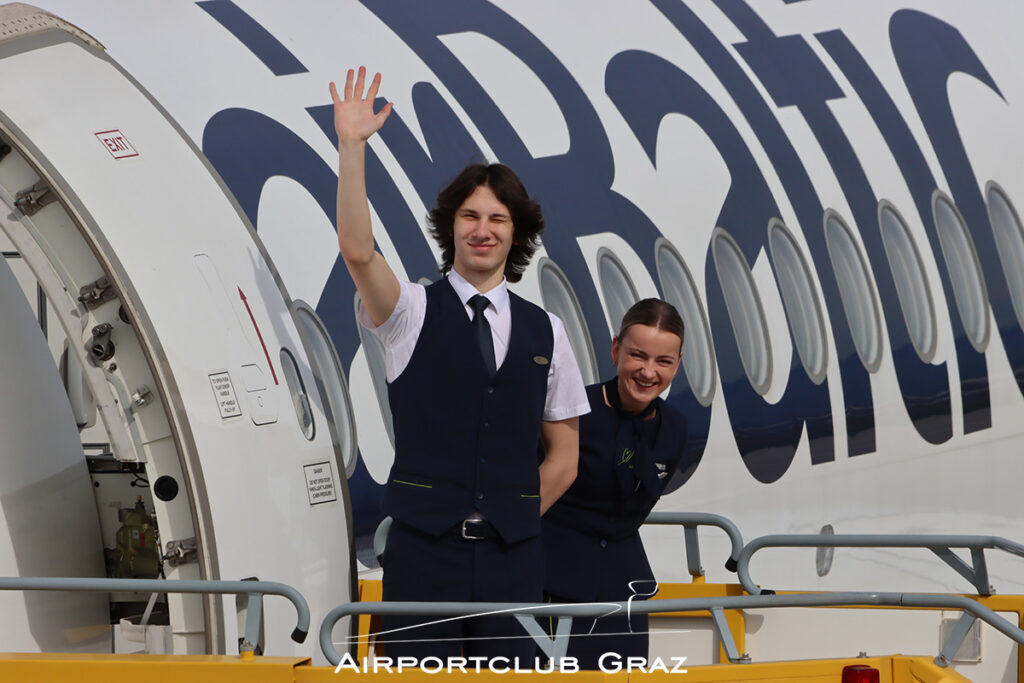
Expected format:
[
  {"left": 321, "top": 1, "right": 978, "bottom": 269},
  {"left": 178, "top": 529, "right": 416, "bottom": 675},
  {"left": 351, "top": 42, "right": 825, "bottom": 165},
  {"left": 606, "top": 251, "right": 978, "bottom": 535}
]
[{"left": 533, "top": 355, "right": 550, "bottom": 366}]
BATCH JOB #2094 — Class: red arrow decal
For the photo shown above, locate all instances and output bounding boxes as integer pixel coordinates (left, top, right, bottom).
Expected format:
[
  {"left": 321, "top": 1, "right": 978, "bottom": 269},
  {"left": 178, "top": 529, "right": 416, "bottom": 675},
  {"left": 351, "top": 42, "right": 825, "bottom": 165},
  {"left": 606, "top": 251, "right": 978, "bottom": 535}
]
[{"left": 238, "top": 286, "right": 278, "bottom": 385}]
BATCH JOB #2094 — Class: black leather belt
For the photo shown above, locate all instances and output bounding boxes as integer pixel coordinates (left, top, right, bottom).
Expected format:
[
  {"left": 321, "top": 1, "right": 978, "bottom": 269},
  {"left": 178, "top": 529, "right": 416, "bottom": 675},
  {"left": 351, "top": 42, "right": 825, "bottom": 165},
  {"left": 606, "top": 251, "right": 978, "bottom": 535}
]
[{"left": 457, "top": 518, "right": 500, "bottom": 540}]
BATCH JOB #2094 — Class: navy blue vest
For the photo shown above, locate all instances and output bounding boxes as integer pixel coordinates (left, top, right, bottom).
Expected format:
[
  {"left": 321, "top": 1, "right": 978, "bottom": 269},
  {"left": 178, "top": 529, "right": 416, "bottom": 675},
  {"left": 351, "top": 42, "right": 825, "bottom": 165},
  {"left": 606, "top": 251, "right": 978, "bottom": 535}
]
[
  {"left": 383, "top": 278, "right": 554, "bottom": 543},
  {"left": 543, "top": 382, "right": 688, "bottom": 601}
]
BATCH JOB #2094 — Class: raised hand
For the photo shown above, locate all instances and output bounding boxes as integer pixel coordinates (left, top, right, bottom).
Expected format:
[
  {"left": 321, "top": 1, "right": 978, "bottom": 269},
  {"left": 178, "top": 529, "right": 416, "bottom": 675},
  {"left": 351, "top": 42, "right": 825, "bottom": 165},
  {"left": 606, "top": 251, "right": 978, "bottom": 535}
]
[{"left": 330, "top": 66, "right": 393, "bottom": 146}]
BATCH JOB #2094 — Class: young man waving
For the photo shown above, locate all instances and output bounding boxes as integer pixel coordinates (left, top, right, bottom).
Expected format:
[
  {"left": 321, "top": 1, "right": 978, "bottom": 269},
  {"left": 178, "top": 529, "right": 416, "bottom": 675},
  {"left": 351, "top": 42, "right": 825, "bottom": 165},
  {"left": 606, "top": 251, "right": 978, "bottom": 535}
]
[{"left": 331, "top": 67, "right": 588, "bottom": 664}]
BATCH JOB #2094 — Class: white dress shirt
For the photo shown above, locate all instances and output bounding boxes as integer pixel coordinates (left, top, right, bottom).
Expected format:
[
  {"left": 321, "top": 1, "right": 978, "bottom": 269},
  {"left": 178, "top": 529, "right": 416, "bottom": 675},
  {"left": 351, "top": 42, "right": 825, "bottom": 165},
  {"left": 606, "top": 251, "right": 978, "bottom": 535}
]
[{"left": 358, "top": 270, "right": 590, "bottom": 421}]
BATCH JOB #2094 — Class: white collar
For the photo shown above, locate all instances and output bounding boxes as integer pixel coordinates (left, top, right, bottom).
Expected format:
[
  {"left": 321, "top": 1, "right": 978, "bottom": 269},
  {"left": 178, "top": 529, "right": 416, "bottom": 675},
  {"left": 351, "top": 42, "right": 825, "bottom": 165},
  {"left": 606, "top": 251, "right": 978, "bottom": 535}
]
[{"left": 448, "top": 269, "right": 509, "bottom": 315}]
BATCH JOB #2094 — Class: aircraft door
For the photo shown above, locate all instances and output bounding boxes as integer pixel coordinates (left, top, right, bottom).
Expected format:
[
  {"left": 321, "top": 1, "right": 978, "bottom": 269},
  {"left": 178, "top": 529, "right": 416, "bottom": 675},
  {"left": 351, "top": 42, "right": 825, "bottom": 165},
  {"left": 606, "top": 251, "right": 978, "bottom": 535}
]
[
  {"left": 0, "top": 6, "right": 354, "bottom": 662},
  {"left": 0, "top": 244, "right": 108, "bottom": 653}
]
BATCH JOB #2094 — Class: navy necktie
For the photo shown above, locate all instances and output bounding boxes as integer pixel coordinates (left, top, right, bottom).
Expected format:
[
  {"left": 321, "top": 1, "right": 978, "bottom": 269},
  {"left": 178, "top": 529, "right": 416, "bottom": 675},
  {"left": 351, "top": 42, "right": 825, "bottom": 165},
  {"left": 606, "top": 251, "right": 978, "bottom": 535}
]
[{"left": 469, "top": 294, "right": 497, "bottom": 378}]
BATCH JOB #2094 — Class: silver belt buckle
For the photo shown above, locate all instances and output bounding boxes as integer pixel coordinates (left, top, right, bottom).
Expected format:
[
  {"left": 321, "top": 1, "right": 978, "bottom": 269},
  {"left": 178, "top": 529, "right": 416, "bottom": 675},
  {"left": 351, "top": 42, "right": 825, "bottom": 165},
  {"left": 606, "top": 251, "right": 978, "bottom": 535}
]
[{"left": 461, "top": 519, "right": 485, "bottom": 540}]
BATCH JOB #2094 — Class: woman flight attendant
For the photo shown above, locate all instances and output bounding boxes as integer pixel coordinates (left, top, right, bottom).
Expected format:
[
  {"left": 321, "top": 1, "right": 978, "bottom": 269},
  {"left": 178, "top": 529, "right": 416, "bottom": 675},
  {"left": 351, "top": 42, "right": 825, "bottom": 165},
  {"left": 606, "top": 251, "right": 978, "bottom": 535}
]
[{"left": 543, "top": 298, "right": 687, "bottom": 669}]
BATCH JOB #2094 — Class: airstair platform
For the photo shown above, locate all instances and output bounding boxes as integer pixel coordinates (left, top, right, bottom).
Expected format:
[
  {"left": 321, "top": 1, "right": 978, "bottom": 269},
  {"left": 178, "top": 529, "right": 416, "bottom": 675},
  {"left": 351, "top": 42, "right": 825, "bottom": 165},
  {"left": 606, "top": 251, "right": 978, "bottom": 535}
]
[{"left": 2, "top": 513, "right": 1022, "bottom": 683}]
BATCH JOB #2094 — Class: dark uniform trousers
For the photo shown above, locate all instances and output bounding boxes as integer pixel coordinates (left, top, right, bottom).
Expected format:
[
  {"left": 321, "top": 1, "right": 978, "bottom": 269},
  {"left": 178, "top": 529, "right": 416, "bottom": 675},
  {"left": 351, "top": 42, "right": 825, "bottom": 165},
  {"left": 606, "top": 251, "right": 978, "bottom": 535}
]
[
  {"left": 543, "top": 529, "right": 654, "bottom": 669},
  {"left": 380, "top": 279, "right": 554, "bottom": 663},
  {"left": 382, "top": 521, "right": 542, "bottom": 661}
]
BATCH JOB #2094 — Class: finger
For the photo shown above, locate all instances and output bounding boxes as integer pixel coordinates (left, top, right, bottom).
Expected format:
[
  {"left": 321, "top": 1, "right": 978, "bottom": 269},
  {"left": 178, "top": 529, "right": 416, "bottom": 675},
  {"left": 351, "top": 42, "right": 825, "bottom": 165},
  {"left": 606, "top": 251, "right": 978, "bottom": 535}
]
[
  {"left": 344, "top": 68, "right": 354, "bottom": 100},
  {"left": 365, "top": 71, "right": 382, "bottom": 102},
  {"left": 375, "top": 101, "right": 394, "bottom": 126},
  {"left": 329, "top": 81, "right": 341, "bottom": 104},
  {"left": 354, "top": 65, "right": 367, "bottom": 99}
]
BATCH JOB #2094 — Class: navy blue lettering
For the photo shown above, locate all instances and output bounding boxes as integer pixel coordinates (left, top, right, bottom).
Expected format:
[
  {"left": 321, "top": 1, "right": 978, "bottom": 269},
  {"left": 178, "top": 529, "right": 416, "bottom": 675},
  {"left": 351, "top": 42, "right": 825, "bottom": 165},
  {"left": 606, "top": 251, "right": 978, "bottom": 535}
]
[
  {"left": 652, "top": 0, "right": 873, "bottom": 463},
  {"left": 199, "top": 1, "right": 1015, "bottom": 533},
  {"left": 889, "top": 11, "right": 1024, "bottom": 403},
  {"left": 818, "top": 29, "right": 990, "bottom": 434},
  {"left": 377, "top": 83, "right": 486, "bottom": 207},
  {"left": 721, "top": 0, "right": 952, "bottom": 445},
  {"left": 196, "top": 0, "right": 307, "bottom": 76},
  {"left": 607, "top": 50, "right": 833, "bottom": 483}
]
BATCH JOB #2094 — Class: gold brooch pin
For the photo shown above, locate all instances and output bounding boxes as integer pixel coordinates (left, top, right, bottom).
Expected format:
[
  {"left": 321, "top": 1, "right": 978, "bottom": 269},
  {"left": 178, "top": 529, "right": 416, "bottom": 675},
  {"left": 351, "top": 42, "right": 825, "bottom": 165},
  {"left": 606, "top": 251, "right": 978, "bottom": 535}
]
[{"left": 533, "top": 355, "right": 549, "bottom": 365}]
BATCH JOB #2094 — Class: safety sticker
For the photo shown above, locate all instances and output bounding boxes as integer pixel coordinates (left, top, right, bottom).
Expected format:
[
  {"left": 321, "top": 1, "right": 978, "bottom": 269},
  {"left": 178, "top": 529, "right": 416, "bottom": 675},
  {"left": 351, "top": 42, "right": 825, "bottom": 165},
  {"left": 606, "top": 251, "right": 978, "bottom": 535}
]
[
  {"left": 209, "top": 371, "right": 241, "bottom": 419},
  {"left": 303, "top": 462, "right": 337, "bottom": 505},
  {"left": 95, "top": 129, "right": 138, "bottom": 159}
]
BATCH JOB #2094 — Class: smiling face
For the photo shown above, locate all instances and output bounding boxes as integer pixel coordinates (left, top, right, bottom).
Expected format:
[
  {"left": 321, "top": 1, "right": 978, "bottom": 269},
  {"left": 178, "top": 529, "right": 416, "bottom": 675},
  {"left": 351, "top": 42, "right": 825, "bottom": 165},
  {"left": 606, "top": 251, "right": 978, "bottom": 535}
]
[
  {"left": 611, "top": 323, "right": 683, "bottom": 413},
  {"left": 451, "top": 184, "right": 516, "bottom": 288}
]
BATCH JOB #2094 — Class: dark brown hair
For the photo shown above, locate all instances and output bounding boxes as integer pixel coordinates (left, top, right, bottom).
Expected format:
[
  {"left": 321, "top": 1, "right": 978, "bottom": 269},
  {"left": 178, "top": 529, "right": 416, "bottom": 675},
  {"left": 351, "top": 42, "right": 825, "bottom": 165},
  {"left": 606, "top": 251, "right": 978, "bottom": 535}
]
[
  {"left": 617, "top": 298, "right": 685, "bottom": 350},
  {"left": 427, "top": 163, "right": 544, "bottom": 283}
]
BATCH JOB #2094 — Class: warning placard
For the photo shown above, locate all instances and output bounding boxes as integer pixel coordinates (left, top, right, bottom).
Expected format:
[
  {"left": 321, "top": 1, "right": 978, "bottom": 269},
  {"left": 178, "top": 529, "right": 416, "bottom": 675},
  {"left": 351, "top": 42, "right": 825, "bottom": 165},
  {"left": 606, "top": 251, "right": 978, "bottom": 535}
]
[
  {"left": 303, "top": 462, "right": 337, "bottom": 505},
  {"left": 209, "top": 372, "right": 241, "bottom": 419}
]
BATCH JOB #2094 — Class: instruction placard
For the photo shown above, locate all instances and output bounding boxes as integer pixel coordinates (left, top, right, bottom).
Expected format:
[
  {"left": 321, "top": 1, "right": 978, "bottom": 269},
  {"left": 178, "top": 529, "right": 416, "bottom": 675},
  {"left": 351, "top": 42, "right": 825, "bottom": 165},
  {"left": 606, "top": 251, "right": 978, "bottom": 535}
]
[
  {"left": 303, "top": 462, "right": 337, "bottom": 505},
  {"left": 209, "top": 371, "right": 241, "bottom": 418}
]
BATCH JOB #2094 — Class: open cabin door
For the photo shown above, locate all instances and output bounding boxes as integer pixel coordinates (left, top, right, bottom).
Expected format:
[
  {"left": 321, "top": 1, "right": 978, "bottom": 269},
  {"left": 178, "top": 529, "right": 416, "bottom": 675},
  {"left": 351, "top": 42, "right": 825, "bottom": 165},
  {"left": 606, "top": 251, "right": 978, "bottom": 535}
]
[{"left": 0, "top": 5, "right": 355, "bottom": 662}]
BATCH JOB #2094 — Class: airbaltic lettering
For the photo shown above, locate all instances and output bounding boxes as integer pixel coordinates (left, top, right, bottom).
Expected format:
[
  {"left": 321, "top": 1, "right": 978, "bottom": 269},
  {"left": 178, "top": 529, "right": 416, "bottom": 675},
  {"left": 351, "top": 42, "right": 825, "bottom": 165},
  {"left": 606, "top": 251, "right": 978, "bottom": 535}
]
[{"left": 200, "top": 1, "right": 1015, "bottom": 529}]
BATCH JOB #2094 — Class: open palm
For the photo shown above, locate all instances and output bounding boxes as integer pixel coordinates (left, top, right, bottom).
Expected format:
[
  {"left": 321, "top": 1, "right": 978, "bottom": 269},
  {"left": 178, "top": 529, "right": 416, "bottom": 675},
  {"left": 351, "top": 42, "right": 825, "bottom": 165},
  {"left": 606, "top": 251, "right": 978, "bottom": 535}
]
[{"left": 330, "top": 66, "right": 393, "bottom": 145}]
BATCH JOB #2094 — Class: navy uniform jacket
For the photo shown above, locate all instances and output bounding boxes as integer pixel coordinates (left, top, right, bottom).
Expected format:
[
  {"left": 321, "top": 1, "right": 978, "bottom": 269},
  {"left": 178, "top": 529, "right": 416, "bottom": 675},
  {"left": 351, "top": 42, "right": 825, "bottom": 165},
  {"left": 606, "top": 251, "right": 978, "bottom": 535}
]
[
  {"left": 383, "top": 278, "right": 554, "bottom": 544},
  {"left": 543, "top": 382, "right": 688, "bottom": 601}
]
